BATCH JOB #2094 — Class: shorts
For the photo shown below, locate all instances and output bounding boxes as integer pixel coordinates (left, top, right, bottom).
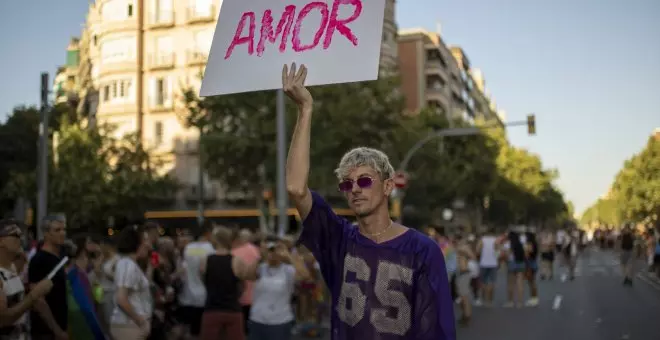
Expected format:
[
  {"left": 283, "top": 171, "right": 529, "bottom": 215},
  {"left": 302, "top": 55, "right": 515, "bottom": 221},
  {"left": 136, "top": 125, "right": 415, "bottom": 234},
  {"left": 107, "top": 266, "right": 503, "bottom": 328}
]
[
  {"left": 508, "top": 261, "right": 526, "bottom": 273},
  {"left": 541, "top": 251, "right": 554, "bottom": 262},
  {"left": 620, "top": 251, "right": 632, "bottom": 265},
  {"left": 177, "top": 306, "right": 205, "bottom": 335},
  {"left": 456, "top": 273, "right": 472, "bottom": 297},
  {"left": 526, "top": 260, "right": 538, "bottom": 272},
  {"left": 480, "top": 267, "right": 498, "bottom": 284}
]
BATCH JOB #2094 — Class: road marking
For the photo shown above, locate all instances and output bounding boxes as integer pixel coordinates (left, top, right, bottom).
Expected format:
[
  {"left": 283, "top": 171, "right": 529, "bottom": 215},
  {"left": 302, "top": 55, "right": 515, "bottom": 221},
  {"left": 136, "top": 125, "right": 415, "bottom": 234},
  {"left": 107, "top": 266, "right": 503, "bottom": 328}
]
[
  {"left": 636, "top": 272, "right": 660, "bottom": 291},
  {"left": 552, "top": 295, "right": 563, "bottom": 310}
]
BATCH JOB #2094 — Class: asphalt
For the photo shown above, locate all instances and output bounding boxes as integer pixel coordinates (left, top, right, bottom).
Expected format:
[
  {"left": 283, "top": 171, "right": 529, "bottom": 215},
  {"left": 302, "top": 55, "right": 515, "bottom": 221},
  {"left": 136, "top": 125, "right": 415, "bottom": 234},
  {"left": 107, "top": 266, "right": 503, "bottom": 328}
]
[{"left": 294, "top": 247, "right": 660, "bottom": 340}]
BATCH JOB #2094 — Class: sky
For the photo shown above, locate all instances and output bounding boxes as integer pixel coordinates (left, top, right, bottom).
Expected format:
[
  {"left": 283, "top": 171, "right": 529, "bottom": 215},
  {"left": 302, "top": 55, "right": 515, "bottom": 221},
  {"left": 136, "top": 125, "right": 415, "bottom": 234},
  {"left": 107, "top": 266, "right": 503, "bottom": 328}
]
[{"left": 1, "top": 0, "right": 659, "bottom": 215}]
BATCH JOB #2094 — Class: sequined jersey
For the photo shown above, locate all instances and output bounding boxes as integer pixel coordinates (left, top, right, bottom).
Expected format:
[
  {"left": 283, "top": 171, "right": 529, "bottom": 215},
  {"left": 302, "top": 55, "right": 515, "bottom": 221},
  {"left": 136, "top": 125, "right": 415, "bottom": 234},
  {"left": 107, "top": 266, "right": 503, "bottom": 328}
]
[{"left": 298, "top": 191, "right": 456, "bottom": 340}]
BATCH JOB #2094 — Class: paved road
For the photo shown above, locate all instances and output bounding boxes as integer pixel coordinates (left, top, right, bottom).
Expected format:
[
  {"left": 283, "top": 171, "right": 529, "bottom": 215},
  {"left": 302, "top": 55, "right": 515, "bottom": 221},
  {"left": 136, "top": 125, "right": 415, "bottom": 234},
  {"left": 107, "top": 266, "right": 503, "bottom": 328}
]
[
  {"left": 458, "top": 247, "right": 660, "bottom": 340},
  {"left": 295, "top": 247, "right": 660, "bottom": 340}
]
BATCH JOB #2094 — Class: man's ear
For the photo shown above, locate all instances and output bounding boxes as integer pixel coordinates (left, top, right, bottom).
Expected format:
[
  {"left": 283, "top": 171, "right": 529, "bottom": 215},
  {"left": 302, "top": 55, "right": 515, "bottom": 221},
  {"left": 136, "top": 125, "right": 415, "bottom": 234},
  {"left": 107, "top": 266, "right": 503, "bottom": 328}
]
[{"left": 383, "top": 178, "right": 394, "bottom": 197}]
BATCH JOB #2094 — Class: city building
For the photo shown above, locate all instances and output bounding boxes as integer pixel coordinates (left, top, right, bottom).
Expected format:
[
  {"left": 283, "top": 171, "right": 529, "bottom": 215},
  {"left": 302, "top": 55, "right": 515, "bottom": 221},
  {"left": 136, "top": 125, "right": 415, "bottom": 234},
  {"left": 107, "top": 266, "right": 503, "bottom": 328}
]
[
  {"left": 56, "top": 0, "right": 399, "bottom": 209},
  {"left": 397, "top": 27, "right": 502, "bottom": 124}
]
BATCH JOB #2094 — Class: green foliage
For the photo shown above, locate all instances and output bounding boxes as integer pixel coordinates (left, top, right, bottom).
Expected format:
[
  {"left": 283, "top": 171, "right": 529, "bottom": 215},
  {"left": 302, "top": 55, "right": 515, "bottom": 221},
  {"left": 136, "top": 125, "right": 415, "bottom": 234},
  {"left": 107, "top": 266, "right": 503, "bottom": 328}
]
[
  {"left": 584, "top": 136, "right": 660, "bottom": 226},
  {"left": 0, "top": 109, "right": 177, "bottom": 230},
  {"left": 184, "top": 76, "right": 570, "bottom": 227}
]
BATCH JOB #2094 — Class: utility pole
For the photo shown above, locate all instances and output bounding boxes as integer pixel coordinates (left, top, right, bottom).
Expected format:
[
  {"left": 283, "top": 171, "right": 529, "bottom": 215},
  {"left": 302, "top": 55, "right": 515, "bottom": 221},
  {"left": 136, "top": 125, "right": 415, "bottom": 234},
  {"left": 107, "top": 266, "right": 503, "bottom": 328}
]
[
  {"left": 276, "top": 90, "right": 288, "bottom": 237},
  {"left": 196, "top": 126, "right": 205, "bottom": 228},
  {"left": 36, "top": 72, "right": 50, "bottom": 239}
]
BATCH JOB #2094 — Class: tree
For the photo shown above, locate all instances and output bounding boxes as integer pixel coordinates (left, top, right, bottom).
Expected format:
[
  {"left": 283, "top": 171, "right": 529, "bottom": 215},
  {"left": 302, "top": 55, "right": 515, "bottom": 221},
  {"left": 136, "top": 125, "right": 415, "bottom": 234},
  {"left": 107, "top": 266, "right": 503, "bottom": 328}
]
[
  {"left": 610, "top": 136, "right": 660, "bottom": 224},
  {"left": 0, "top": 106, "right": 40, "bottom": 215},
  {"left": 182, "top": 77, "right": 408, "bottom": 206},
  {"left": 3, "top": 119, "right": 177, "bottom": 231},
  {"left": 580, "top": 198, "right": 620, "bottom": 227},
  {"left": 181, "top": 88, "right": 278, "bottom": 204},
  {"left": 393, "top": 110, "right": 499, "bottom": 224}
]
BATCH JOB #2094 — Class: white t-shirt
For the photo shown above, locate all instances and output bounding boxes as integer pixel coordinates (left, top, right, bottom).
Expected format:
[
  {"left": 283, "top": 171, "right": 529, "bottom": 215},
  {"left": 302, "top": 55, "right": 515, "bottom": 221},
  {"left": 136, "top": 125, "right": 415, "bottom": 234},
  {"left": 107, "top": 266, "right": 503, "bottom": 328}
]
[
  {"left": 479, "top": 236, "right": 498, "bottom": 268},
  {"left": 0, "top": 265, "right": 28, "bottom": 340},
  {"left": 178, "top": 241, "right": 215, "bottom": 307},
  {"left": 111, "top": 257, "right": 153, "bottom": 325},
  {"left": 556, "top": 230, "right": 567, "bottom": 245},
  {"left": 250, "top": 263, "right": 296, "bottom": 325}
]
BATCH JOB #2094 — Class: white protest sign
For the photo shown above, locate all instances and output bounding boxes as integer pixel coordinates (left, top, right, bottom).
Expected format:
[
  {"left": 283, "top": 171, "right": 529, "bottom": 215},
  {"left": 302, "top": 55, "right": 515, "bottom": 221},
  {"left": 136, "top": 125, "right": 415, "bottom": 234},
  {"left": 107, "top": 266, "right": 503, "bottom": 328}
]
[{"left": 200, "top": 0, "right": 386, "bottom": 96}]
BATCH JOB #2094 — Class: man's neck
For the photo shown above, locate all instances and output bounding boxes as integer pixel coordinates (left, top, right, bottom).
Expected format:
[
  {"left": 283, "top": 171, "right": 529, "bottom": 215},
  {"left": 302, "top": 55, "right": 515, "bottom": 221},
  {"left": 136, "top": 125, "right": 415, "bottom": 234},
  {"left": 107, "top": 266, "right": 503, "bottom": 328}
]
[
  {"left": 357, "top": 208, "right": 405, "bottom": 243},
  {"left": 41, "top": 242, "right": 60, "bottom": 256}
]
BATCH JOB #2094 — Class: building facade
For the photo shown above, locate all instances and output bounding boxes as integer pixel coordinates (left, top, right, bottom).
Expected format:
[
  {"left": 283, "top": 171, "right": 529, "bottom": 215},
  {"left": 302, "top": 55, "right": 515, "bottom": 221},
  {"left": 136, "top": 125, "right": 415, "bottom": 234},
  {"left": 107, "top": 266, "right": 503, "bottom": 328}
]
[
  {"left": 56, "top": 0, "right": 398, "bottom": 208},
  {"left": 397, "top": 28, "right": 501, "bottom": 124}
]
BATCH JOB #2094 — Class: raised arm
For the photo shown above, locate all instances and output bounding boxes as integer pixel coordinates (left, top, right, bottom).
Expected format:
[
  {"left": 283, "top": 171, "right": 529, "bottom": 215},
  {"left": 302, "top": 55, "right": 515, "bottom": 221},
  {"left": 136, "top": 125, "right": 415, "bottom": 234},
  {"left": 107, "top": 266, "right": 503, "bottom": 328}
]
[{"left": 283, "top": 63, "right": 314, "bottom": 220}]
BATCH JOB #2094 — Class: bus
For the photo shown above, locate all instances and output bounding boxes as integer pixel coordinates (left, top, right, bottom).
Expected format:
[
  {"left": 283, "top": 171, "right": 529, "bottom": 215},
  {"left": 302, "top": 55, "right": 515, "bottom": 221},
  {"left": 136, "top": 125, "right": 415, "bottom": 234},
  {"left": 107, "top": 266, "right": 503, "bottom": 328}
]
[{"left": 143, "top": 207, "right": 356, "bottom": 236}]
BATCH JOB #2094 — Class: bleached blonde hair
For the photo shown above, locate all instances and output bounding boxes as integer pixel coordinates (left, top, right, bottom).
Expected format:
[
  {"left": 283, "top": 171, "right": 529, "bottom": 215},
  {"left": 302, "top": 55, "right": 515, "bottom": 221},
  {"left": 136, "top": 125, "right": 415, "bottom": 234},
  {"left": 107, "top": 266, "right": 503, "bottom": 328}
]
[{"left": 334, "top": 147, "right": 395, "bottom": 180}]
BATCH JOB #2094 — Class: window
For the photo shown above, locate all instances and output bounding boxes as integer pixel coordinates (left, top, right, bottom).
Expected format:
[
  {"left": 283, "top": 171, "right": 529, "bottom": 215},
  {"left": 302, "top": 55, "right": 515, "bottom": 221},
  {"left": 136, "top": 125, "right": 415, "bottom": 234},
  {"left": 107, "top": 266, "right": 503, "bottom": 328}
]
[
  {"left": 193, "top": 0, "right": 212, "bottom": 16},
  {"left": 154, "top": 121, "right": 164, "bottom": 145},
  {"left": 101, "top": 79, "right": 134, "bottom": 104},
  {"left": 193, "top": 30, "right": 213, "bottom": 54},
  {"left": 101, "top": 37, "right": 136, "bottom": 64},
  {"left": 152, "top": 0, "right": 173, "bottom": 23},
  {"left": 151, "top": 76, "right": 172, "bottom": 107},
  {"left": 426, "top": 76, "right": 444, "bottom": 91},
  {"left": 102, "top": 0, "right": 133, "bottom": 21},
  {"left": 156, "top": 36, "right": 173, "bottom": 55}
]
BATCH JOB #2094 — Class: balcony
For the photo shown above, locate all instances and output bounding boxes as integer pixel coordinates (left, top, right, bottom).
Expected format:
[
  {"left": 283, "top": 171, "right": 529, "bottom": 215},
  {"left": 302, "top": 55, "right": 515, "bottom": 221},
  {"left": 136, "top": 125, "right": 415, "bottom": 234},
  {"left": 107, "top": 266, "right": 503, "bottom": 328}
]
[
  {"left": 148, "top": 53, "right": 175, "bottom": 70},
  {"left": 186, "top": 5, "right": 216, "bottom": 24},
  {"left": 187, "top": 50, "right": 208, "bottom": 66},
  {"left": 425, "top": 60, "right": 447, "bottom": 78},
  {"left": 98, "top": 61, "right": 137, "bottom": 77},
  {"left": 98, "top": 18, "right": 138, "bottom": 37},
  {"left": 148, "top": 10, "right": 175, "bottom": 29}
]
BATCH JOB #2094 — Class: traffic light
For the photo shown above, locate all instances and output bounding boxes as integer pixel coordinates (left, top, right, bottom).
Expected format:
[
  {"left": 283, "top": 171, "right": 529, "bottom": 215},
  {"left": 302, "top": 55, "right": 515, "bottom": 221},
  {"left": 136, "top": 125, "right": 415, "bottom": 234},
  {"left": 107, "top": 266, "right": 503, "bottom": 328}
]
[{"left": 527, "top": 114, "right": 536, "bottom": 135}]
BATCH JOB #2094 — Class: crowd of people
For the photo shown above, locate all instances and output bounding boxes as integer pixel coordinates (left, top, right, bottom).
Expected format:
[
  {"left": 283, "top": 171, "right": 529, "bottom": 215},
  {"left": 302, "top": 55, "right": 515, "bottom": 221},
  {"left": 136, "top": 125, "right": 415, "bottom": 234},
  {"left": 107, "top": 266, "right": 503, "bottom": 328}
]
[
  {"left": 0, "top": 216, "right": 328, "bottom": 340},
  {"left": 421, "top": 222, "right": 660, "bottom": 327},
  {"left": 423, "top": 224, "right": 589, "bottom": 326}
]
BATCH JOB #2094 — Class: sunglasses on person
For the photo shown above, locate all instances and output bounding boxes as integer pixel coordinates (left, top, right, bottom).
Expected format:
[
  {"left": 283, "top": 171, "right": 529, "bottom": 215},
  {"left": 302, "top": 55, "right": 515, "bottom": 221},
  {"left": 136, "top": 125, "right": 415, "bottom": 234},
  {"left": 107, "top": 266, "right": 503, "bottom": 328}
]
[{"left": 338, "top": 176, "right": 376, "bottom": 192}]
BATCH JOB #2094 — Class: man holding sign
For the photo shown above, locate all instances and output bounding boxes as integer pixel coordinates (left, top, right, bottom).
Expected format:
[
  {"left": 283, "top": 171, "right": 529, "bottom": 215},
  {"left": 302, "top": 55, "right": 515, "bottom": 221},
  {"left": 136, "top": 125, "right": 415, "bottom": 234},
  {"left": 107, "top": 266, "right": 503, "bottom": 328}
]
[{"left": 284, "top": 63, "right": 456, "bottom": 340}]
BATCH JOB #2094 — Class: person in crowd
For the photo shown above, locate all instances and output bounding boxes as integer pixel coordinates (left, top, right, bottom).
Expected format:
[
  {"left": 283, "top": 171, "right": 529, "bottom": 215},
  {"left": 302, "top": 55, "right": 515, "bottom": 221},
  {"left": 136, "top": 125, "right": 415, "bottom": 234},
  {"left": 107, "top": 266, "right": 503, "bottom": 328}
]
[
  {"left": 296, "top": 245, "right": 325, "bottom": 336},
  {"left": 561, "top": 226, "right": 580, "bottom": 281},
  {"left": 199, "top": 226, "right": 258, "bottom": 340},
  {"left": 248, "top": 237, "right": 310, "bottom": 340},
  {"left": 0, "top": 219, "right": 53, "bottom": 340},
  {"left": 539, "top": 228, "right": 555, "bottom": 280},
  {"left": 454, "top": 234, "right": 476, "bottom": 326},
  {"left": 231, "top": 229, "right": 261, "bottom": 333},
  {"left": 151, "top": 237, "right": 179, "bottom": 340},
  {"left": 524, "top": 227, "right": 540, "bottom": 307},
  {"left": 476, "top": 227, "right": 499, "bottom": 307},
  {"left": 619, "top": 225, "right": 635, "bottom": 286},
  {"left": 97, "top": 238, "right": 119, "bottom": 335},
  {"left": 29, "top": 215, "right": 69, "bottom": 340},
  {"left": 110, "top": 225, "right": 153, "bottom": 340},
  {"left": 503, "top": 228, "right": 526, "bottom": 308},
  {"left": 65, "top": 236, "right": 104, "bottom": 340},
  {"left": 177, "top": 221, "right": 214, "bottom": 339}
]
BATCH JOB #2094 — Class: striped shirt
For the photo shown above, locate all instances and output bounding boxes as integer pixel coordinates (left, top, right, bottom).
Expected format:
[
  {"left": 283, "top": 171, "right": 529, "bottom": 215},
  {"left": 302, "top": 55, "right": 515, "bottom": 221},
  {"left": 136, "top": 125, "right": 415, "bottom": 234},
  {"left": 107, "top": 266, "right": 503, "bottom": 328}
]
[{"left": 0, "top": 265, "right": 28, "bottom": 340}]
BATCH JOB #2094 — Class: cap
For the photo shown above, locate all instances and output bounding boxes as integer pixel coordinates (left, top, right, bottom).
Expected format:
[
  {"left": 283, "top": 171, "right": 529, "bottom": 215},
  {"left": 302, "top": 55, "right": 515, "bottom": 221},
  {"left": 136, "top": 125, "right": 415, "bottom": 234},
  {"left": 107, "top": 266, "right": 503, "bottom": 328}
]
[{"left": 0, "top": 219, "right": 23, "bottom": 238}]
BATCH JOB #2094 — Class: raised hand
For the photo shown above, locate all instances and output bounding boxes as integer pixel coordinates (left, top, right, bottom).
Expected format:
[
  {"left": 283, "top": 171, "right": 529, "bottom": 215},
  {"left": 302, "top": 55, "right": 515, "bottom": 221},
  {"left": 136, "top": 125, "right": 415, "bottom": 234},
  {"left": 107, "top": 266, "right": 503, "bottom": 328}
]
[{"left": 282, "top": 63, "right": 313, "bottom": 109}]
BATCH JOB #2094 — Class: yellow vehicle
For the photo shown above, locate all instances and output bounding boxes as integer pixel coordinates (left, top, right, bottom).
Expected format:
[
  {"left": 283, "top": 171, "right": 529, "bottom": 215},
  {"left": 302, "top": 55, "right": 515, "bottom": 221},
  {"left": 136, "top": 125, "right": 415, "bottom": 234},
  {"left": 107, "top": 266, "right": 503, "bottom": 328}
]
[{"left": 144, "top": 207, "right": 355, "bottom": 235}]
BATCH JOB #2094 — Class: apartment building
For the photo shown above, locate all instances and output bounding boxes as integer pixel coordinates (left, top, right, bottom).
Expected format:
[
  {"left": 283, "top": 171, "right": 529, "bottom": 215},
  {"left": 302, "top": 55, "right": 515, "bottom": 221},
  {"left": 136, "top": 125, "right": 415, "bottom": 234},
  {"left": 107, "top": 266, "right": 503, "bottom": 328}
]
[
  {"left": 397, "top": 28, "right": 501, "bottom": 124},
  {"left": 56, "top": 0, "right": 398, "bottom": 208}
]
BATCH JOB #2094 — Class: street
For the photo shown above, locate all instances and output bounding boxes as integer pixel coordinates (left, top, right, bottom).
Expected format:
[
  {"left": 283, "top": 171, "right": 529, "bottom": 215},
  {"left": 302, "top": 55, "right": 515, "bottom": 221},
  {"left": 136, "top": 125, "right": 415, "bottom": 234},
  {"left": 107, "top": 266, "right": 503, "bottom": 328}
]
[{"left": 295, "top": 248, "right": 660, "bottom": 340}]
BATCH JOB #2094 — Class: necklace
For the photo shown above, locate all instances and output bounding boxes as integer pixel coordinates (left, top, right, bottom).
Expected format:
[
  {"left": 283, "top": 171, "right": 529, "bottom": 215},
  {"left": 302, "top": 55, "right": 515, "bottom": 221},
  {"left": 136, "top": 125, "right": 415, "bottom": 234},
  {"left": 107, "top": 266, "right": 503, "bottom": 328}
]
[{"left": 360, "top": 220, "right": 394, "bottom": 240}]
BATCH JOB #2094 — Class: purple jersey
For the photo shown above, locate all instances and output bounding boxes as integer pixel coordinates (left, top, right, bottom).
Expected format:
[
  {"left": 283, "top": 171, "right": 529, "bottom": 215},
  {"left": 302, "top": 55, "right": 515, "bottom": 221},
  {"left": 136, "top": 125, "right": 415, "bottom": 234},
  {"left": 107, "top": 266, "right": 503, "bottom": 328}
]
[{"left": 299, "top": 191, "right": 455, "bottom": 340}]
